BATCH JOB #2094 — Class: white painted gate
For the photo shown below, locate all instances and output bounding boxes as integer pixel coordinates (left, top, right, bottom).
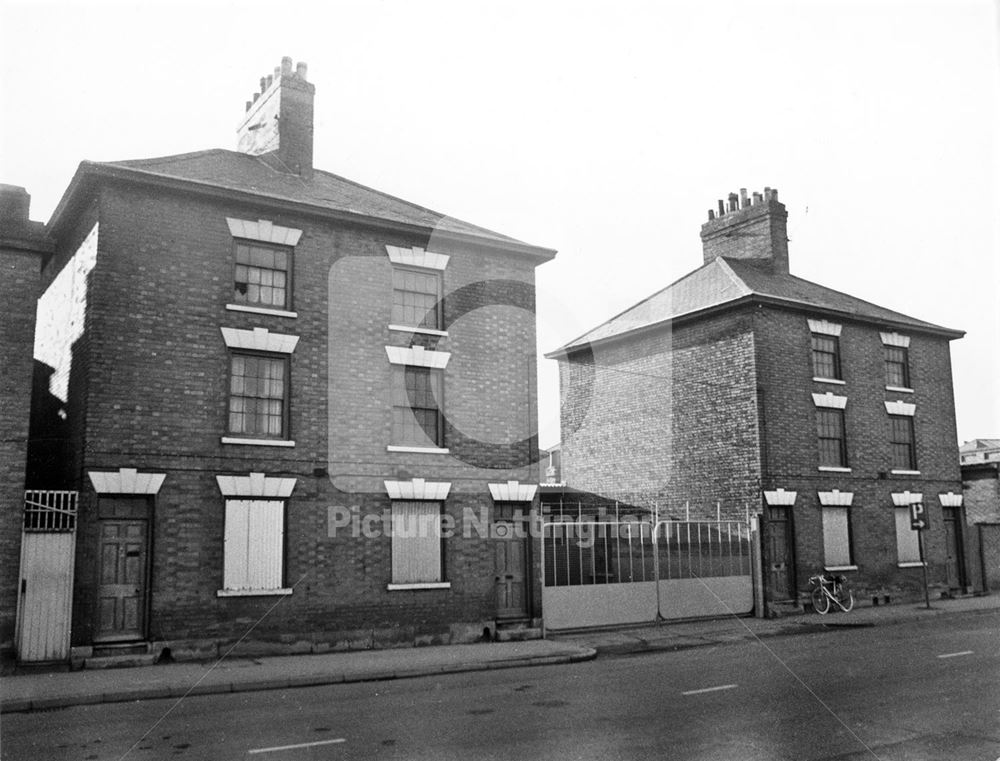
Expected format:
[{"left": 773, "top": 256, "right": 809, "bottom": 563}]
[
  {"left": 541, "top": 513, "right": 756, "bottom": 630},
  {"left": 15, "top": 491, "right": 78, "bottom": 662}
]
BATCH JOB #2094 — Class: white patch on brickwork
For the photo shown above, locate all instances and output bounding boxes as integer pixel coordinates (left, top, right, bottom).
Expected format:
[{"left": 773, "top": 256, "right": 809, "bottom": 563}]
[{"left": 34, "top": 222, "right": 98, "bottom": 403}]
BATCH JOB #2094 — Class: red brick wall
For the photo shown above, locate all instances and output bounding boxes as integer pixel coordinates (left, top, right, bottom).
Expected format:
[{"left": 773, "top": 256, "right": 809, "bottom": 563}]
[
  {"left": 40, "top": 182, "right": 545, "bottom": 651},
  {"left": 753, "top": 307, "right": 964, "bottom": 599},
  {"left": 558, "top": 309, "right": 761, "bottom": 519},
  {"left": 0, "top": 246, "right": 43, "bottom": 649}
]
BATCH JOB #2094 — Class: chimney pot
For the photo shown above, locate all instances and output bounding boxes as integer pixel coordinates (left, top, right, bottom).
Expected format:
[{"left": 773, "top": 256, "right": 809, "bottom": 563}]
[
  {"left": 260, "top": 77, "right": 267, "bottom": 93},
  {"left": 281, "top": 56, "right": 293, "bottom": 76},
  {"left": 274, "top": 66, "right": 281, "bottom": 79},
  {"left": 266, "top": 74, "right": 273, "bottom": 88},
  {"left": 252, "top": 92, "right": 260, "bottom": 103},
  {"left": 739, "top": 188, "right": 748, "bottom": 208},
  {"left": 717, "top": 200, "right": 725, "bottom": 216},
  {"left": 708, "top": 209, "right": 715, "bottom": 221},
  {"left": 728, "top": 193, "right": 738, "bottom": 212},
  {"left": 753, "top": 191, "right": 763, "bottom": 204},
  {"left": 296, "top": 61, "right": 308, "bottom": 81},
  {"left": 245, "top": 100, "right": 252, "bottom": 112},
  {"left": 771, "top": 188, "right": 779, "bottom": 201}
]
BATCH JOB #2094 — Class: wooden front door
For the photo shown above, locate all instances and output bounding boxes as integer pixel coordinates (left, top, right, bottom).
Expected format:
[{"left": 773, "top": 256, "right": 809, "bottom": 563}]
[
  {"left": 766, "top": 506, "right": 795, "bottom": 601},
  {"left": 494, "top": 523, "right": 528, "bottom": 619},
  {"left": 96, "top": 502, "right": 150, "bottom": 642},
  {"left": 942, "top": 506, "right": 968, "bottom": 591}
]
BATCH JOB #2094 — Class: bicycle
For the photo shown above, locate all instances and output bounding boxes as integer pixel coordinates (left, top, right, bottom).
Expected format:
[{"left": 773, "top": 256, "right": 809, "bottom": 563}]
[{"left": 808, "top": 573, "right": 854, "bottom": 614}]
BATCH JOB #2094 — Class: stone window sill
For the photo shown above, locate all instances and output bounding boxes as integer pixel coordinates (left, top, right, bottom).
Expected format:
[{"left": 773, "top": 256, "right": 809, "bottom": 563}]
[
  {"left": 885, "top": 385, "right": 914, "bottom": 394},
  {"left": 813, "top": 377, "right": 846, "bottom": 385},
  {"left": 386, "top": 582, "right": 451, "bottom": 591},
  {"left": 222, "top": 437, "right": 296, "bottom": 447},
  {"left": 818, "top": 466, "right": 852, "bottom": 473},
  {"left": 217, "top": 588, "right": 293, "bottom": 597},
  {"left": 227, "top": 303, "right": 298, "bottom": 319},
  {"left": 824, "top": 565, "right": 857, "bottom": 572},
  {"left": 897, "top": 561, "right": 926, "bottom": 568},
  {"left": 387, "top": 445, "right": 450, "bottom": 454},
  {"left": 890, "top": 469, "right": 921, "bottom": 476}
]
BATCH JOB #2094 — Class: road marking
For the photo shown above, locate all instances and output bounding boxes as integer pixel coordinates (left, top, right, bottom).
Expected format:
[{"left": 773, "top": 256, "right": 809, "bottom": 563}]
[
  {"left": 681, "top": 684, "right": 738, "bottom": 696},
  {"left": 936, "top": 650, "right": 973, "bottom": 659},
  {"left": 248, "top": 738, "right": 346, "bottom": 754}
]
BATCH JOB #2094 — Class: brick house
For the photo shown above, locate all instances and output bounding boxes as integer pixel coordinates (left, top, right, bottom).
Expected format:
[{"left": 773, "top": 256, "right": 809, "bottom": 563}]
[
  {"left": 547, "top": 188, "right": 967, "bottom": 607},
  {"left": 960, "top": 442, "right": 1000, "bottom": 592},
  {"left": 0, "top": 186, "right": 53, "bottom": 655},
  {"left": 25, "top": 58, "right": 554, "bottom": 661}
]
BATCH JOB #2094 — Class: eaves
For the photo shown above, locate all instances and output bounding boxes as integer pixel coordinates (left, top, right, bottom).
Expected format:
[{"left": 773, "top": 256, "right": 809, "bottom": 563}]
[{"left": 48, "top": 162, "right": 557, "bottom": 263}]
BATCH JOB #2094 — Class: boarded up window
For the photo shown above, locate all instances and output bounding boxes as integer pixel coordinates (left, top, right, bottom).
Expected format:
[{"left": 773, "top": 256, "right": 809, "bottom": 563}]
[
  {"left": 822, "top": 507, "right": 852, "bottom": 567},
  {"left": 894, "top": 508, "right": 922, "bottom": 563},
  {"left": 391, "top": 501, "right": 443, "bottom": 583},
  {"left": 223, "top": 500, "right": 284, "bottom": 591}
]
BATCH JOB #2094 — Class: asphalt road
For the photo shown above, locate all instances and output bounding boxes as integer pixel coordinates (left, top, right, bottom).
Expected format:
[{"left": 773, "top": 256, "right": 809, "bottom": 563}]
[{"left": 4, "top": 611, "right": 999, "bottom": 761}]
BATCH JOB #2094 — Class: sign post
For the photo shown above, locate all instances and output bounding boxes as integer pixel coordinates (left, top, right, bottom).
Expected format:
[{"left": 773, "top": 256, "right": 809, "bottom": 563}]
[{"left": 910, "top": 503, "right": 931, "bottom": 610}]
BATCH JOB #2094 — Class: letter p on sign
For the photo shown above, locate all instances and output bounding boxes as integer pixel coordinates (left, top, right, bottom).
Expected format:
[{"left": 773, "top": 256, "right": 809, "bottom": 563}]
[{"left": 910, "top": 503, "right": 927, "bottom": 531}]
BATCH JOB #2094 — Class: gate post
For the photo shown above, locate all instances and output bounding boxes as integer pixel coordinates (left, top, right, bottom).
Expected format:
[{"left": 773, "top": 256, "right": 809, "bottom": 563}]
[{"left": 750, "top": 514, "right": 765, "bottom": 618}]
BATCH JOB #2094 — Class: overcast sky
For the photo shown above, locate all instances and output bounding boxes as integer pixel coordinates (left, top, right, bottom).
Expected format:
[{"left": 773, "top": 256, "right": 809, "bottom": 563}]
[{"left": 2, "top": 0, "right": 997, "bottom": 449}]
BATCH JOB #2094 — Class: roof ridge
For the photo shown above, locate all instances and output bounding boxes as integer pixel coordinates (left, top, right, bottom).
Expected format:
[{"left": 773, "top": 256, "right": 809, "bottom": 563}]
[
  {"left": 551, "top": 258, "right": 728, "bottom": 352},
  {"left": 729, "top": 260, "right": 947, "bottom": 329}
]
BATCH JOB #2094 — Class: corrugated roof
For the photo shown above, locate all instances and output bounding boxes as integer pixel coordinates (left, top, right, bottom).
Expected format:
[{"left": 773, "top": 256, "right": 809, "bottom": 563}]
[
  {"left": 93, "top": 149, "right": 534, "bottom": 248},
  {"left": 549, "top": 256, "right": 961, "bottom": 356}
]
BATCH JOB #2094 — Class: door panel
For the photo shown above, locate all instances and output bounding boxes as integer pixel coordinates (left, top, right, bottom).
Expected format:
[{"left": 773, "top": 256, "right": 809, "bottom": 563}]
[
  {"left": 96, "top": 520, "right": 148, "bottom": 642},
  {"left": 766, "top": 507, "right": 795, "bottom": 601},
  {"left": 942, "top": 507, "right": 967, "bottom": 590},
  {"left": 494, "top": 524, "right": 528, "bottom": 619}
]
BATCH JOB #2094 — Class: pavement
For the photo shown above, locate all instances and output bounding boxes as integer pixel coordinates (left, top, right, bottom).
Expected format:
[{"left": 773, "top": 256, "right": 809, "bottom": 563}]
[{"left": 2, "top": 593, "right": 997, "bottom": 714}]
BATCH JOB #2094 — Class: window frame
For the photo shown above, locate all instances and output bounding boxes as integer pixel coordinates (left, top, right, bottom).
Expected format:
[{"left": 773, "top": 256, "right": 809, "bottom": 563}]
[
  {"left": 884, "top": 345, "right": 911, "bottom": 389},
  {"left": 810, "top": 334, "right": 842, "bottom": 381},
  {"left": 232, "top": 238, "right": 294, "bottom": 312},
  {"left": 390, "top": 266, "right": 443, "bottom": 331},
  {"left": 226, "top": 350, "right": 291, "bottom": 441},
  {"left": 391, "top": 365, "right": 445, "bottom": 448},
  {"left": 219, "top": 498, "right": 289, "bottom": 596},
  {"left": 388, "top": 500, "right": 448, "bottom": 588},
  {"left": 816, "top": 408, "right": 848, "bottom": 468},
  {"left": 889, "top": 414, "right": 917, "bottom": 471}
]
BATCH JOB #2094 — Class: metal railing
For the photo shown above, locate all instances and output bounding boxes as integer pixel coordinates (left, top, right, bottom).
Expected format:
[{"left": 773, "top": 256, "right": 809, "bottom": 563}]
[
  {"left": 23, "top": 491, "right": 78, "bottom": 532},
  {"left": 542, "top": 517, "right": 752, "bottom": 588}
]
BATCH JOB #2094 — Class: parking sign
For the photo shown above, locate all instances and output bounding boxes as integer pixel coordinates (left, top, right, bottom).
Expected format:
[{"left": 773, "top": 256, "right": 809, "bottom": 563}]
[{"left": 910, "top": 503, "right": 926, "bottom": 531}]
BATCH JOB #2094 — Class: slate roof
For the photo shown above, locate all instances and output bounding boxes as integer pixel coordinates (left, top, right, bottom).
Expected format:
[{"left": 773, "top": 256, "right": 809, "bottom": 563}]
[
  {"left": 549, "top": 256, "right": 961, "bottom": 356},
  {"left": 55, "top": 149, "right": 550, "bottom": 254}
]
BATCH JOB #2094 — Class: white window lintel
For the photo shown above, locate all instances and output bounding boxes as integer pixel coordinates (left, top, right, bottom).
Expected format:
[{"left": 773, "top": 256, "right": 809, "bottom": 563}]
[
  {"left": 818, "top": 490, "right": 854, "bottom": 506},
  {"left": 385, "top": 245, "right": 449, "bottom": 271},
  {"left": 812, "top": 392, "right": 847, "bottom": 409},
  {"left": 808, "top": 319, "right": 842, "bottom": 336},
  {"left": 221, "top": 326, "right": 299, "bottom": 354},
  {"left": 227, "top": 217, "right": 302, "bottom": 246},
  {"left": 885, "top": 400, "right": 916, "bottom": 416}
]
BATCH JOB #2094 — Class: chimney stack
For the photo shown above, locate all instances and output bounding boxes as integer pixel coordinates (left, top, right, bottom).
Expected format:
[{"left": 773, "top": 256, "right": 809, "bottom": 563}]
[
  {"left": 700, "top": 186, "right": 789, "bottom": 273},
  {"left": 236, "top": 57, "right": 315, "bottom": 179}
]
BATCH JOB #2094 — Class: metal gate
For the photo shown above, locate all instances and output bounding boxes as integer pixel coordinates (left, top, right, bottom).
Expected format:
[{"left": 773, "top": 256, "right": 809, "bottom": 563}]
[
  {"left": 541, "top": 513, "right": 755, "bottom": 630},
  {"left": 15, "top": 491, "right": 78, "bottom": 662}
]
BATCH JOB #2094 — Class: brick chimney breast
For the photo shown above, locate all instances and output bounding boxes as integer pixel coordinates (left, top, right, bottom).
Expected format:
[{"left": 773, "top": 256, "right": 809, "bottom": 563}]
[
  {"left": 236, "top": 57, "right": 315, "bottom": 179},
  {"left": 700, "top": 187, "right": 789, "bottom": 273}
]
